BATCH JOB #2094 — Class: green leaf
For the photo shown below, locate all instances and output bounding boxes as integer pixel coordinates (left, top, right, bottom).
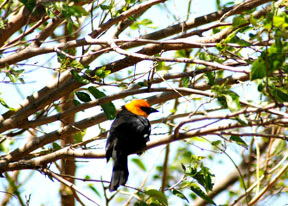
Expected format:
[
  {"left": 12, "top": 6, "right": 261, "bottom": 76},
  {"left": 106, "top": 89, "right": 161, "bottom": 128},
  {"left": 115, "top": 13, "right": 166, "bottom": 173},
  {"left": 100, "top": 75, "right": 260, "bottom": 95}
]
[
  {"left": 232, "top": 16, "right": 248, "bottom": 27},
  {"left": 0, "top": 19, "right": 5, "bottom": 29},
  {"left": 74, "top": 129, "right": 86, "bottom": 143},
  {"left": 250, "top": 57, "right": 266, "bottom": 80},
  {"left": 131, "top": 158, "right": 146, "bottom": 171},
  {"left": 88, "top": 183, "right": 101, "bottom": 197},
  {"left": 101, "top": 102, "right": 116, "bottom": 120},
  {"left": 199, "top": 164, "right": 214, "bottom": 191},
  {"left": 257, "top": 81, "right": 265, "bottom": 92},
  {"left": 60, "top": 5, "right": 89, "bottom": 17},
  {"left": 94, "top": 67, "right": 111, "bottom": 78},
  {"left": 66, "top": 20, "right": 74, "bottom": 34},
  {"left": 76, "top": 91, "right": 91, "bottom": 103},
  {"left": 273, "top": 16, "right": 285, "bottom": 28},
  {"left": 249, "top": 15, "right": 258, "bottom": 27},
  {"left": 72, "top": 5, "right": 89, "bottom": 16},
  {"left": 229, "top": 35, "right": 251, "bottom": 46},
  {"left": 88, "top": 86, "right": 105, "bottom": 98},
  {"left": 211, "top": 140, "right": 222, "bottom": 147},
  {"left": 223, "top": 91, "right": 240, "bottom": 112},
  {"left": 19, "top": 0, "right": 36, "bottom": 12},
  {"left": 230, "top": 135, "right": 248, "bottom": 149},
  {"left": 251, "top": 40, "right": 287, "bottom": 81},
  {"left": 141, "top": 19, "right": 153, "bottom": 26},
  {"left": 156, "top": 61, "right": 171, "bottom": 71},
  {"left": 134, "top": 201, "right": 149, "bottom": 206},
  {"left": 181, "top": 163, "right": 186, "bottom": 171},
  {"left": 72, "top": 99, "right": 81, "bottom": 106},
  {"left": 0, "top": 97, "right": 16, "bottom": 111},
  {"left": 172, "top": 189, "right": 189, "bottom": 203},
  {"left": 145, "top": 189, "right": 168, "bottom": 206},
  {"left": 100, "top": 4, "right": 112, "bottom": 10},
  {"left": 71, "top": 70, "right": 90, "bottom": 84},
  {"left": 137, "top": 81, "right": 148, "bottom": 88},
  {"left": 52, "top": 142, "right": 61, "bottom": 150},
  {"left": 175, "top": 49, "right": 188, "bottom": 58},
  {"left": 186, "top": 164, "right": 214, "bottom": 192},
  {"left": 181, "top": 77, "right": 190, "bottom": 87},
  {"left": 213, "top": 86, "right": 241, "bottom": 111},
  {"left": 234, "top": 115, "right": 248, "bottom": 126},
  {"left": 270, "top": 87, "right": 288, "bottom": 102},
  {"left": 190, "top": 184, "right": 216, "bottom": 205},
  {"left": 131, "top": 19, "right": 157, "bottom": 30},
  {"left": 88, "top": 86, "right": 116, "bottom": 120},
  {"left": 223, "top": 1, "right": 235, "bottom": 7},
  {"left": 205, "top": 72, "right": 215, "bottom": 85},
  {"left": 5, "top": 68, "right": 25, "bottom": 84},
  {"left": 70, "top": 60, "right": 84, "bottom": 69},
  {"left": 57, "top": 52, "right": 66, "bottom": 64},
  {"left": 199, "top": 52, "right": 211, "bottom": 61}
]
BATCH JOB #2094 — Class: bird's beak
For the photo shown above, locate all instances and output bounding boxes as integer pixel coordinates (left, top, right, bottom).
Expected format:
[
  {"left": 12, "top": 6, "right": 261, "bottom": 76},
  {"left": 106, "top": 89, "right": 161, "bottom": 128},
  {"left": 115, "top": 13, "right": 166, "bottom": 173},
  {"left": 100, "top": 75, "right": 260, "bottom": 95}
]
[
  {"left": 140, "top": 106, "right": 159, "bottom": 115},
  {"left": 147, "top": 107, "right": 158, "bottom": 114}
]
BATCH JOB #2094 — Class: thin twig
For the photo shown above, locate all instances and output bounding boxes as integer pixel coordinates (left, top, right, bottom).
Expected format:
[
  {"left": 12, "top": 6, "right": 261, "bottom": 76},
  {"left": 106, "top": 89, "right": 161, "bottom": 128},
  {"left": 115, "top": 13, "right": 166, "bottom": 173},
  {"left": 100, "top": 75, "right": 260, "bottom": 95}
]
[{"left": 42, "top": 168, "right": 101, "bottom": 206}]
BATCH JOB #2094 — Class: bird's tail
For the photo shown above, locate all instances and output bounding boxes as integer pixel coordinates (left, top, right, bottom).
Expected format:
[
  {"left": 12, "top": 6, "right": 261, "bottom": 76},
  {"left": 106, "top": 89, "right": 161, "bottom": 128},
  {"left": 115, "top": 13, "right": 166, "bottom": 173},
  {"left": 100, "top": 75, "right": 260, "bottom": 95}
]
[{"left": 109, "top": 152, "right": 128, "bottom": 191}]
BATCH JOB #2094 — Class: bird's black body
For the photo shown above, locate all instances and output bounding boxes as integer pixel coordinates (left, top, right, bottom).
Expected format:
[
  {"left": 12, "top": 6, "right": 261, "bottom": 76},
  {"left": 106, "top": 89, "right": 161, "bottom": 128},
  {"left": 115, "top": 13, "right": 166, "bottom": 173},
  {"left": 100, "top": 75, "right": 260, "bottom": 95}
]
[{"left": 106, "top": 106, "right": 155, "bottom": 191}]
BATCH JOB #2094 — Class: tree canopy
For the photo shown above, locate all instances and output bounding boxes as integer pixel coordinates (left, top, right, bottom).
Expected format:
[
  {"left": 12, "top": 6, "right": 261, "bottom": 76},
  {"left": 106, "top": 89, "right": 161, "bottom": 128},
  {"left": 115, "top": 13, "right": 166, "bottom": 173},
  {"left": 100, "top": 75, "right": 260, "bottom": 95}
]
[{"left": 0, "top": 0, "right": 288, "bottom": 205}]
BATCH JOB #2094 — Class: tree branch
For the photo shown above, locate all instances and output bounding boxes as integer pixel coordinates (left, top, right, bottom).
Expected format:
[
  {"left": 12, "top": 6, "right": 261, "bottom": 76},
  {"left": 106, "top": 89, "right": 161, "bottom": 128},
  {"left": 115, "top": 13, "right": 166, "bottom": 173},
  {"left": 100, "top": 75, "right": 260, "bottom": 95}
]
[{"left": 0, "top": 117, "right": 286, "bottom": 173}]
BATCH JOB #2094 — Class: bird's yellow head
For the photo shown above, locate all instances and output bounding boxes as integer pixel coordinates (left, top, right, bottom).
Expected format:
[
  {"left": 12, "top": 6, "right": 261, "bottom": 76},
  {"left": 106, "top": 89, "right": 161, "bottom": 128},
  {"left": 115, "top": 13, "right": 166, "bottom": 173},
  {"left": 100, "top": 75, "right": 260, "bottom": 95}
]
[{"left": 124, "top": 99, "right": 158, "bottom": 118}]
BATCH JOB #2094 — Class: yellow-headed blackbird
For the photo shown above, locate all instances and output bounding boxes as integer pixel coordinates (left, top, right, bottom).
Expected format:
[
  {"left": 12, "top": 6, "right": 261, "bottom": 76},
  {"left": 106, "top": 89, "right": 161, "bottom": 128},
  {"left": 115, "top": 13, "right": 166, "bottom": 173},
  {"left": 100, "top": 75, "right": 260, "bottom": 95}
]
[{"left": 106, "top": 99, "right": 158, "bottom": 191}]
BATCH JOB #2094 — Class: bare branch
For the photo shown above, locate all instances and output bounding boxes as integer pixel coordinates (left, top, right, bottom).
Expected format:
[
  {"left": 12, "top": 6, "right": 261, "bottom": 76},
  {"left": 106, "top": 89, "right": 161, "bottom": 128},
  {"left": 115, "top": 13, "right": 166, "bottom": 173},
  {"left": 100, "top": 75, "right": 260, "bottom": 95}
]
[
  {"left": 90, "top": 0, "right": 166, "bottom": 38},
  {"left": 42, "top": 168, "right": 101, "bottom": 206},
  {"left": 0, "top": 117, "right": 286, "bottom": 173}
]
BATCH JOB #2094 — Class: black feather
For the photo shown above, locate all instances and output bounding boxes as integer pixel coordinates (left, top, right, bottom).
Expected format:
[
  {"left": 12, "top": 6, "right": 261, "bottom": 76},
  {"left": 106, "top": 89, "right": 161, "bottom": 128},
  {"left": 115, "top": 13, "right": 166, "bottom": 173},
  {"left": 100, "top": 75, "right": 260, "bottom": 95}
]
[{"left": 106, "top": 108, "right": 151, "bottom": 191}]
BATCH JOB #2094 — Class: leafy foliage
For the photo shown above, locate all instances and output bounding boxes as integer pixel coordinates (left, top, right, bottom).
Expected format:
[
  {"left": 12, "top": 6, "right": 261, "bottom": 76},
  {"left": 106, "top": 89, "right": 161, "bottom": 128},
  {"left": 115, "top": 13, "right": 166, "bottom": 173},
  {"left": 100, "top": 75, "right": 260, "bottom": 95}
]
[
  {"left": 88, "top": 86, "right": 116, "bottom": 120},
  {"left": 0, "top": 0, "right": 288, "bottom": 206}
]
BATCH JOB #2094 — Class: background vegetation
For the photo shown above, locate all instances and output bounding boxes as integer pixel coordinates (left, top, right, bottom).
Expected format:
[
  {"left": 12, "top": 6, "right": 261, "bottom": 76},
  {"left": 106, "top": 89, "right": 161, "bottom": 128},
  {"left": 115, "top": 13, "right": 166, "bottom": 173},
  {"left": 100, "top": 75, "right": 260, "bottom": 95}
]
[{"left": 0, "top": 0, "right": 288, "bottom": 205}]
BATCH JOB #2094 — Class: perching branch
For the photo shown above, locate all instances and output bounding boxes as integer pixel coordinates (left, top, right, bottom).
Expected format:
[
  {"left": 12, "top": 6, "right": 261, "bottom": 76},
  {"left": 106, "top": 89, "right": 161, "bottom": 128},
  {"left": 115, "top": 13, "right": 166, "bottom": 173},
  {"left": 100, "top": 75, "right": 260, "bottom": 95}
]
[{"left": 0, "top": 116, "right": 286, "bottom": 173}]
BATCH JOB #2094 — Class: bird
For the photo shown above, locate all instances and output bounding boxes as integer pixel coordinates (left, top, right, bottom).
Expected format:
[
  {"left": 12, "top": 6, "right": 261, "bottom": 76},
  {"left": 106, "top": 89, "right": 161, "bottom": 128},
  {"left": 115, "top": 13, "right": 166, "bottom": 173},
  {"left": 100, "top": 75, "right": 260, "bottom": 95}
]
[{"left": 105, "top": 99, "right": 158, "bottom": 192}]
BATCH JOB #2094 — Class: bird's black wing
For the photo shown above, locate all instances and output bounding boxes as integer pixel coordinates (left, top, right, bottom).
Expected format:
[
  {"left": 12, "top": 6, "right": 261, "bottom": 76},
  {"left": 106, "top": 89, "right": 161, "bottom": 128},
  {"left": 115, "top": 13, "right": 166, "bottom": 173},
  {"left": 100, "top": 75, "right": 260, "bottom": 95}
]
[{"left": 105, "top": 110, "right": 151, "bottom": 161}]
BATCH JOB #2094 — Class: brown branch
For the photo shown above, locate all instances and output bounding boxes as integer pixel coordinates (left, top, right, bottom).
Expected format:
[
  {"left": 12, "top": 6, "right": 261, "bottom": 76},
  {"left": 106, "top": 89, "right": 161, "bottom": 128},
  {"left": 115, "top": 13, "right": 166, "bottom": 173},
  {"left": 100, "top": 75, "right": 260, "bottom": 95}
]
[
  {"left": 214, "top": 131, "right": 288, "bottom": 141},
  {"left": 0, "top": 32, "right": 238, "bottom": 128},
  {"left": 42, "top": 168, "right": 101, "bottom": 206},
  {"left": 0, "top": 36, "right": 252, "bottom": 67},
  {"left": 3, "top": 76, "right": 266, "bottom": 132},
  {"left": 0, "top": 87, "right": 212, "bottom": 162},
  {"left": 174, "top": 103, "right": 287, "bottom": 138},
  {"left": 0, "top": 16, "right": 49, "bottom": 51},
  {"left": 102, "top": 0, "right": 273, "bottom": 75},
  {"left": 80, "top": 0, "right": 273, "bottom": 65},
  {"left": 0, "top": 0, "right": 270, "bottom": 69},
  {"left": 90, "top": 0, "right": 166, "bottom": 38},
  {"left": 30, "top": 14, "right": 65, "bottom": 48},
  {"left": 0, "top": 0, "right": 9, "bottom": 10},
  {"left": 119, "top": 0, "right": 274, "bottom": 49},
  {"left": 0, "top": 1, "right": 277, "bottom": 177},
  {"left": 0, "top": 117, "right": 285, "bottom": 173},
  {"left": 109, "top": 39, "right": 249, "bottom": 73},
  {"left": 0, "top": 87, "right": 157, "bottom": 132},
  {"left": 112, "top": 10, "right": 147, "bottom": 38},
  {"left": 0, "top": 6, "right": 46, "bottom": 47},
  {"left": 0, "top": 0, "right": 272, "bottom": 130},
  {"left": 0, "top": 79, "right": 219, "bottom": 132},
  {"left": 60, "top": 93, "right": 76, "bottom": 206},
  {"left": 0, "top": 71, "right": 82, "bottom": 132}
]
